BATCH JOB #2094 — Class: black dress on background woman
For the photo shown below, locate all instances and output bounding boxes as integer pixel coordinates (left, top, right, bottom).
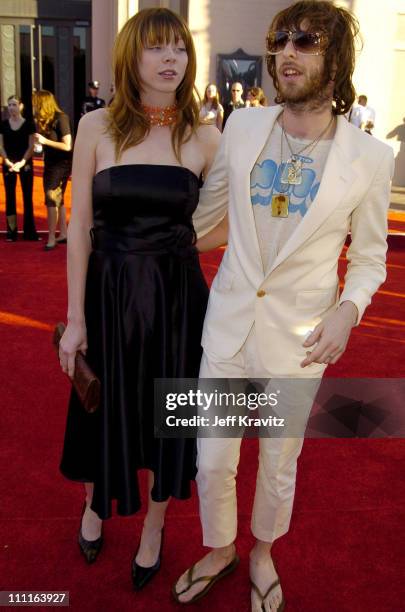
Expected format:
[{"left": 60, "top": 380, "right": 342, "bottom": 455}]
[
  {"left": 60, "top": 164, "right": 208, "bottom": 519},
  {"left": 41, "top": 112, "right": 72, "bottom": 207},
  {"left": 0, "top": 118, "right": 38, "bottom": 240}
]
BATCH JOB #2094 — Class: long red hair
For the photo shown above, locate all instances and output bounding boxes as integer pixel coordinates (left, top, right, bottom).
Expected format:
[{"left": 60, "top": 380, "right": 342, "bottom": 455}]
[
  {"left": 32, "top": 90, "right": 62, "bottom": 134},
  {"left": 107, "top": 8, "right": 200, "bottom": 161}
]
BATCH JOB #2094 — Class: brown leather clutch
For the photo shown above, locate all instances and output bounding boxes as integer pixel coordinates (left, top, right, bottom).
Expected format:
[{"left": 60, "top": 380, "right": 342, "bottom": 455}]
[{"left": 53, "top": 322, "right": 100, "bottom": 413}]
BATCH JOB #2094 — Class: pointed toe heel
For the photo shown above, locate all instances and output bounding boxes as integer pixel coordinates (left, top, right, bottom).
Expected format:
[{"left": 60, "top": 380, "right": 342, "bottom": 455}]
[
  {"left": 78, "top": 502, "right": 103, "bottom": 564},
  {"left": 132, "top": 528, "right": 164, "bottom": 591},
  {"left": 78, "top": 530, "right": 103, "bottom": 564}
]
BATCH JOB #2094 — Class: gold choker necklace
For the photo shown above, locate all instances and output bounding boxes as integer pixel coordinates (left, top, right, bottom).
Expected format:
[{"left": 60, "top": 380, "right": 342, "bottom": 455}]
[{"left": 141, "top": 103, "right": 178, "bottom": 127}]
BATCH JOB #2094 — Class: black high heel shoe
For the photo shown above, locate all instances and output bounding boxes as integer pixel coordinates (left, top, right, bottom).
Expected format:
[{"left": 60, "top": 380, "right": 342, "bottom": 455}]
[
  {"left": 78, "top": 502, "right": 103, "bottom": 564},
  {"left": 131, "top": 527, "right": 164, "bottom": 591}
]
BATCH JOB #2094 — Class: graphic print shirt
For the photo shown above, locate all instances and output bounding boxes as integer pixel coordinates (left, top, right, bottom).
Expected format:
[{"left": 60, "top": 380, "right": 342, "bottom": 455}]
[{"left": 250, "top": 120, "right": 332, "bottom": 273}]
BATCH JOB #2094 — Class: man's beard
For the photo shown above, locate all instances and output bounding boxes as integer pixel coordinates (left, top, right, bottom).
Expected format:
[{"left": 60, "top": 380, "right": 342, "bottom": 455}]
[{"left": 277, "top": 65, "right": 332, "bottom": 112}]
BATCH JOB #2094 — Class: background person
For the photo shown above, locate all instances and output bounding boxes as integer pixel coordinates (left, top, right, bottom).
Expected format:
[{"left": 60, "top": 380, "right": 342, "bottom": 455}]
[
  {"left": 199, "top": 83, "right": 224, "bottom": 131},
  {"left": 32, "top": 90, "right": 73, "bottom": 250},
  {"left": 81, "top": 80, "right": 106, "bottom": 115},
  {"left": 348, "top": 94, "right": 375, "bottom": 132},
  {"left": 223, "top": 81, "right": 245, "bottom": 128},
  {"left": 246, "top": 87, "right": 268, "bottom": 107},
  {"left": 0, "top": 95, "right": 39, "bottom": 241},
  {"left": 58, "top": 7, "right": 220, "bottom": 591}
]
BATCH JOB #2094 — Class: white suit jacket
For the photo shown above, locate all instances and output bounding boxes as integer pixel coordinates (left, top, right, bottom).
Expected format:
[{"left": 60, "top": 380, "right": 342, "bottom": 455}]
[{"left": 193, "top": 105, "right": 394, "bottom": 376}]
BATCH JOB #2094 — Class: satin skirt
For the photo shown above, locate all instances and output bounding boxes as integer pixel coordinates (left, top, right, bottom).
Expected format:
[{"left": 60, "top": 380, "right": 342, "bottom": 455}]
[{"left": 59, "top": 227, "right": 208, "bottom": 519}]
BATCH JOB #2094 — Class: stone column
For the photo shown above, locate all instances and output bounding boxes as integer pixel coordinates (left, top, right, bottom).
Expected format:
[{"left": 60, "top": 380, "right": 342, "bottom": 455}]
[
  {"left": 0, "top": 24, "right": 16, "bottom": 107},
  {"left": 91, "top": 0, "right": 139, "bottom": 103}
]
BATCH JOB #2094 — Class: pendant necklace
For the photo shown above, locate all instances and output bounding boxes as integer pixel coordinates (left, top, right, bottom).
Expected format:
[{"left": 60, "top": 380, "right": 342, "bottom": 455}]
[
  {"left": 271, "top": 113, "right": 334, "bottom": 218},
  {"left": 280, "top": 112, "right": 334, "bottom": 186}
]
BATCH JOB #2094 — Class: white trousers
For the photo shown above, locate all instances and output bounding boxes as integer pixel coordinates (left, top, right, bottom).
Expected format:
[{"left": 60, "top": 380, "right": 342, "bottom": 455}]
[{"left": 196, "top": 325, "right": 314, "bottom": 547}]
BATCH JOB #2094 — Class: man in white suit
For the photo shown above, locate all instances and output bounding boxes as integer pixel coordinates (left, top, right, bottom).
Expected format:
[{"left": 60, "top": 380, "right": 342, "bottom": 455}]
[{"left": 173, "top": 2, "right": 394, "bottom": 610}]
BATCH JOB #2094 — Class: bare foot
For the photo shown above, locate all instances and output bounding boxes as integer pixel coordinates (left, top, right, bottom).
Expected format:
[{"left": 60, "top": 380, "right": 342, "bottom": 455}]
[
  {"left": 250, "top": 551, "right": 283, "bottom": 612},
  {"left": 174, "top": 545, "right": 236, "bottom": 603},
  {"left": 81, "top": 502, "right": 102, "bottom": 541},
  {"left": 135, "top": 525, "right": 163, "bottom": 568}
]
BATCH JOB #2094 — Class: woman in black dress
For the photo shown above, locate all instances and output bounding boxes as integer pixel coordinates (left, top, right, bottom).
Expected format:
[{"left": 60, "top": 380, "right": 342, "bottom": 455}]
[
  {"left": 0, "top": 95, "right": 39, "bottom": 241},
  {"left": 58, "top": 8, "right": 221, "bottom": 589},
  {"left": 32, "top": 90, "right": 72, "bottom": 250}
]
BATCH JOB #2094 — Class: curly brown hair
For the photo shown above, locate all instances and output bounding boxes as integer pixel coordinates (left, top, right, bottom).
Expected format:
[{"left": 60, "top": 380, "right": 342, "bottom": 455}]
[
  {"left": 107, "top": 8, "right": 200, "bottom": 161},
  {"left": 266, "top": 0, "right": 361, "bottom": 115}
]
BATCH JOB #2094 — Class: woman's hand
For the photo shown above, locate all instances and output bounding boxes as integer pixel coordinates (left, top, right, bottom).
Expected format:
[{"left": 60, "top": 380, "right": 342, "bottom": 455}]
[
  {"left": 35, "top": 133, "right": 47, "bottom": 145},
  {"left": 59, "top": 321, "right": 88, "bottom": 379},
  {"left": 11, "top": 159, "right": 26, "bottom": 173}
]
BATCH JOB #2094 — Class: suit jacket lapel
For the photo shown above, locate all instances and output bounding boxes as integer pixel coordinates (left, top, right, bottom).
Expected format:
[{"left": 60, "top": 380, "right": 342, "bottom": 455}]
[{"left": 265, "top": 115, "right": 360, "bottom": 277}]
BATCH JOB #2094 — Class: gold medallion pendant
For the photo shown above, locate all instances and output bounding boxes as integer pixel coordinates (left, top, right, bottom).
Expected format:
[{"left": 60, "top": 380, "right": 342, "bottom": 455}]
[{"left": 271, "top": 194, "right": 289, "bottom": 217}]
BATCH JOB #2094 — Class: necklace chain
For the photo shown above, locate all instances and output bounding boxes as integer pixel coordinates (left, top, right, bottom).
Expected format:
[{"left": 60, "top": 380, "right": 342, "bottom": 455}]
[
  {"left": 281, "top": 112, "right": 335, "bottom": 163},
  {"left": 279, "top": 112, "right": 335, "bottom": 187}
]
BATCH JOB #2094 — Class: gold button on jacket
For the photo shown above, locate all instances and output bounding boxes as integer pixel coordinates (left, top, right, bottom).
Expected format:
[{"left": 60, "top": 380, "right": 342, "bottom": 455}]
[{"left": 256, "top": 289, "right": 266, "bottom": 298}]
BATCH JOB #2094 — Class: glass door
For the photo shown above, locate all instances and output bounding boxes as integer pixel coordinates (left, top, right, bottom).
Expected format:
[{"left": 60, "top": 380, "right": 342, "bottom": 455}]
[
  {"left": 73, "top": 26, "right": 89, "bottom": 130},
  {"left": 39, "top": 26, "right": 57, "bottom": 93},
  {"left": 18, "top": 22, "right": 90, "bottom": 125},
  {"left": 19, "top": 25, "right": 35, "bottom": 117}
]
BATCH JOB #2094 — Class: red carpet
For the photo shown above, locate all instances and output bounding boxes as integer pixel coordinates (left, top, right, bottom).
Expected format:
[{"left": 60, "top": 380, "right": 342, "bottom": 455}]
[{"left": 0, "top": 168, "right": 405, "bottom": 611}]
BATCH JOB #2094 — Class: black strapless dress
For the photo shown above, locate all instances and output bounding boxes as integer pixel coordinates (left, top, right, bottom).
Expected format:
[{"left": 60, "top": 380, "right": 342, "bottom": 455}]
[{"left": 60, "top": 165, "right": 208, "bottom": 519}]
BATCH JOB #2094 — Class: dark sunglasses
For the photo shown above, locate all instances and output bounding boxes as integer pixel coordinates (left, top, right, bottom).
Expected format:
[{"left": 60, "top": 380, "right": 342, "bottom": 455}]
[{"left": 267, "top": 30, "right": 328, "bottom": 55}]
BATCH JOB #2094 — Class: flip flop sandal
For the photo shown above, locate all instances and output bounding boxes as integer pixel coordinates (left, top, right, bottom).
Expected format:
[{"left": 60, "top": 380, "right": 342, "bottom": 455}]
[
  {"left": 251, "top": 578, "right": 285, "bottom": 611},
  {"left": 172, "top": 554, "right": 240, "bottom": 604}
]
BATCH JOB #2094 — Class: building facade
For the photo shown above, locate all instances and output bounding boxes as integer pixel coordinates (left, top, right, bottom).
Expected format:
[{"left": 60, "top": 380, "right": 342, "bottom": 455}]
[
  {"left": 1, "top": 0, "right": 404, "bottom": 184},
  {"left": 0, "top": 0, "right": 91, "bottom": 126}
]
